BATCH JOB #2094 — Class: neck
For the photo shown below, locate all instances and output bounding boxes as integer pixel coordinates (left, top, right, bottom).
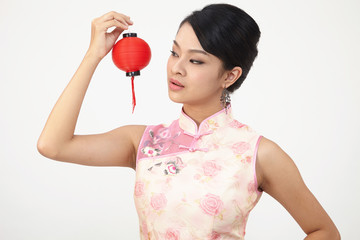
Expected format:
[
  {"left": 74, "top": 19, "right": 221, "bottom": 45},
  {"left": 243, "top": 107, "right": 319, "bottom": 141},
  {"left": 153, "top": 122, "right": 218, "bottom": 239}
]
[{"left": 182, "top": 103, "right": 224, "bottom": 128}]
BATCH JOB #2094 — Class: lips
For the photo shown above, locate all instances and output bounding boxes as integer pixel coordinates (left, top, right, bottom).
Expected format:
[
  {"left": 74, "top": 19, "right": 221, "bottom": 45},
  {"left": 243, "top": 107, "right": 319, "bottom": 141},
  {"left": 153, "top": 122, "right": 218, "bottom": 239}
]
[
  {"left": 169, "top": 78, "right": 185, "bottom": 91},
  {"left": 170, "top": 79, "right": 184, "bottom": 87}
]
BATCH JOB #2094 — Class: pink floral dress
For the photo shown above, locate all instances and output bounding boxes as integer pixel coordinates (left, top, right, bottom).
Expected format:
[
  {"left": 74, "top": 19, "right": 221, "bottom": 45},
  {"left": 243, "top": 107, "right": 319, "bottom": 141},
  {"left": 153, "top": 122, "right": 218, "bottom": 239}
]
[{"left": 134, "top": 105, "right": 262, "bottom": 239}]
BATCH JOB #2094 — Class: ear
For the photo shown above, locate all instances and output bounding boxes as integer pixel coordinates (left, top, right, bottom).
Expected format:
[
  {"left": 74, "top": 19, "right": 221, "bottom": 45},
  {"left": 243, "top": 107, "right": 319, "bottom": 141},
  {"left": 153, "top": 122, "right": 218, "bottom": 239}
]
[{"left": 223, "top": 66, "right": 242, "bottom": 88}]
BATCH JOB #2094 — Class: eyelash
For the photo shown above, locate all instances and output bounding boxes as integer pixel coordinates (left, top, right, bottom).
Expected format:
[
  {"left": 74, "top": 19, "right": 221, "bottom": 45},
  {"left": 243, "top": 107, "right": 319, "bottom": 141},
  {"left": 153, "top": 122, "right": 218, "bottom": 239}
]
[
  {"left": 170, "top": 50, "right": 178, "bottom": 57},
  {"left": 190, "top": 59, "right": 204, "bottom": 64},
  {"left": 170, "top": 50, "right": 204, "bottom": 65}
]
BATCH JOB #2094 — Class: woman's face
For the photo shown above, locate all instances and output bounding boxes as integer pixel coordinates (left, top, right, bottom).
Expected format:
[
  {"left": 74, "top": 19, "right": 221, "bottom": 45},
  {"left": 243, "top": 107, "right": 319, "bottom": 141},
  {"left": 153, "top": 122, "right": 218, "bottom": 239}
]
[{"left": 167, "top": 22, "right": 226, "bottom": 108}]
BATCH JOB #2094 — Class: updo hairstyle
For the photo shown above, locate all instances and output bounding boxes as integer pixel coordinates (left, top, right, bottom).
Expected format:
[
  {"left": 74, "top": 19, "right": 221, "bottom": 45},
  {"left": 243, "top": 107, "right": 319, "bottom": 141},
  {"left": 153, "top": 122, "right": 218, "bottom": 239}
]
[{"left": 180, "top": 4, "right": 261, "bottom": 93}]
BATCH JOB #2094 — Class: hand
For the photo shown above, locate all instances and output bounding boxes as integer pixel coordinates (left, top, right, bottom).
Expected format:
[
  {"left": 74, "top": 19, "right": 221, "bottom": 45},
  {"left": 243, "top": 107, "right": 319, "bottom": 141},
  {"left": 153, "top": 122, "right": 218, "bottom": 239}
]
[{"left": 87, "top": 11, "right": 133, "bottom": 60}]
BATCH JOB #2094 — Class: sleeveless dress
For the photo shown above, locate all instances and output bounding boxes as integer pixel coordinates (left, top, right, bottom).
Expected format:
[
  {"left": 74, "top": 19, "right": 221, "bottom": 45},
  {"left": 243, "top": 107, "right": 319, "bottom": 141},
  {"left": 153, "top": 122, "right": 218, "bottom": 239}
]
[{"left": 134, "top": 105, "right": 262, "bottom": 240}]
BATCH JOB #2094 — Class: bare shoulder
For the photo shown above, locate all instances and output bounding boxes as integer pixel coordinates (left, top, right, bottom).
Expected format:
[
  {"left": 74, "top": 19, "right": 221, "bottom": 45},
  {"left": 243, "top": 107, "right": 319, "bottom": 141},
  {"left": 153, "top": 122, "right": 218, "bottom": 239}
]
[
  {"left": 124, "top": 124, "right": 147, "bottom": 150},
  {"left": 38, "top": 124, "right": 148, "bottom": 169},
  {"left": 256, "top": 136, "right": 340, "bottom": 238},
  {"left": 120, "top": 124, "right": 147, "bottom": 138},
  {"left": 118, "top": 124, "right": 147, "bottom": 169},
  {"left": 256, "top": 136, "right": 298, "bottom": 192}
]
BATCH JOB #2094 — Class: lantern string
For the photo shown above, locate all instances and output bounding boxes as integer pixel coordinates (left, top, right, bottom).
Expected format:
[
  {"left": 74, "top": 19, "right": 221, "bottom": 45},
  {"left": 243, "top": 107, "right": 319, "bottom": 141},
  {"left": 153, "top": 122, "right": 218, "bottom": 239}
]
[{"left": 131, "top": 76, "right": 136, "bottom": 113}]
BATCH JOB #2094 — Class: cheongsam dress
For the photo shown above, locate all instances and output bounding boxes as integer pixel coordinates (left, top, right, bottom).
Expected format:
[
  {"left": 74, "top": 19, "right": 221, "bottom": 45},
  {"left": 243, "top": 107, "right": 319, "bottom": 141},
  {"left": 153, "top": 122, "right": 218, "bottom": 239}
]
[{"left": 134, "top": 105, "right": 262, "bottom": 240}]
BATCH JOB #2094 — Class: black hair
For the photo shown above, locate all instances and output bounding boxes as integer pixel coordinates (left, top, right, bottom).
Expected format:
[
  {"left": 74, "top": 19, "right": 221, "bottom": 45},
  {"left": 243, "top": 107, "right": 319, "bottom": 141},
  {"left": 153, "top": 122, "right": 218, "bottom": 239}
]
[{"left": 180, "top": 4, "right": 261, "bottom": 93}]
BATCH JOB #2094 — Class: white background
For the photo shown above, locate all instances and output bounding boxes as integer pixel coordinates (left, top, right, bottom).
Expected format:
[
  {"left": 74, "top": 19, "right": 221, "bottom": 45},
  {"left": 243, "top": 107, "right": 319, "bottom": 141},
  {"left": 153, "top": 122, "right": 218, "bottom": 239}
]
[{"left": 1, "top": 0, "right": 359, "bottom": 239}]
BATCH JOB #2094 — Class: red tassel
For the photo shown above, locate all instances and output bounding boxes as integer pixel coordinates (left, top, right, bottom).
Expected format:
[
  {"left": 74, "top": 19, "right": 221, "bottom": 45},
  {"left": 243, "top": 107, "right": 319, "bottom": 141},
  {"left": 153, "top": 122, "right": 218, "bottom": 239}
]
[{"left": 131, "top": 76, "right": 136, "bottom": 113}]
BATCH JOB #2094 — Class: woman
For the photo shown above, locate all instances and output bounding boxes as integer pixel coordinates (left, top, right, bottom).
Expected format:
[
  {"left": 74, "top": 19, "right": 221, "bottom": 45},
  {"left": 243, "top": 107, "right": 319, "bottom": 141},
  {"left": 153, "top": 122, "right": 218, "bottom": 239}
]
[{"left": 37, "top": 4, "right": 340, "bottom": 239}]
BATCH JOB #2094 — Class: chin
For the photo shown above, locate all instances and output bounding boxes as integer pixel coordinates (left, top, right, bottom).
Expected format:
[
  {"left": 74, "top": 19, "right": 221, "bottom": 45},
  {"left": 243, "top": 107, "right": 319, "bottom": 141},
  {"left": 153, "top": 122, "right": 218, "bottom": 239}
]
[{"left": 168, "top": 92, "right": 184, "bottom": 104}]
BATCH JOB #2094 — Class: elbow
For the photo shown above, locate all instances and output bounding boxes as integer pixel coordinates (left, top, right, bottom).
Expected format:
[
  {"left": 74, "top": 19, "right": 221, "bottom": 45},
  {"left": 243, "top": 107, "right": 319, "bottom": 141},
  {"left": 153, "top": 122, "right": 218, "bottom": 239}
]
[
  {"left": 324, "top": 227, "right": 341, "bottom": 240},
  {"left": 328, "top": 230, "right": 341, "bottom": 240},
  {"left": 306, "top": 225, "right": 341, "bottom": 240},
  {"left": 37, "top": 138, "right": 60, "bottom": 160},
  {"left": 325, "top": 228, "right": 342, "bottom": 240},
  {"left": 329, "top": 222, "right": 341, "bottom": 240},
  {"left": 334, "top": 229, "right": 341, "bottom": 240}
]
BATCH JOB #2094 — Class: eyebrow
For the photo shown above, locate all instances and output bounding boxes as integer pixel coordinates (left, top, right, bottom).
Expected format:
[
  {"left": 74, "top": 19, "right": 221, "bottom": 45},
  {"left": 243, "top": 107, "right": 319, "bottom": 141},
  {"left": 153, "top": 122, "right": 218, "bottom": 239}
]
[{"left": 173, "top": 40, "right": 209, "bottom": 56}]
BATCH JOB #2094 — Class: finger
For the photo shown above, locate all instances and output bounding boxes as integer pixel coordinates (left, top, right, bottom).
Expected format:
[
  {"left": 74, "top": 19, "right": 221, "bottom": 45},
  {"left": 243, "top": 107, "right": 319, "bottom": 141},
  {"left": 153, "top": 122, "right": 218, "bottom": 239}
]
[
  {"left": 101, "top": 11, "right": 132, "bottom": 25},
  {"left": 123, "top": 17, "right": 133, "bottom": 26},
  {"left": 110, "top": 27, "right": 123, "bottom": 39},
  {"left": 112, "top": 12, "right": 133, "bottom": 25},
  {"left": 100, "top": 11, "right": 120, "bottom": 21},
  {"left": 112, "top": 15, "right": 133, "bottom": 27},
  {"left": 104, "top": 19, "right": 129, "bottom": 31}
]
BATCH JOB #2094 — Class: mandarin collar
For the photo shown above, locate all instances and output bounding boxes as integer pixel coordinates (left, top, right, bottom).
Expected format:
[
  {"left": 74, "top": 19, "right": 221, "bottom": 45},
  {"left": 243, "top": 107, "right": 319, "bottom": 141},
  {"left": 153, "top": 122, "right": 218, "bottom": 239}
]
[{"left": 179, "top": 104, "right": 234, "bottom": 136}]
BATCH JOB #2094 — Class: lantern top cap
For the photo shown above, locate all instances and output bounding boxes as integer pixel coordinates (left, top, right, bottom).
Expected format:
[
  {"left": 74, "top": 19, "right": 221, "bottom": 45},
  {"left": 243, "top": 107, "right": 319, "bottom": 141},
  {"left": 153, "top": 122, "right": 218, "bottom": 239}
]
[{"left": 123, "top": 33, "right": 137, "bottom": 38}]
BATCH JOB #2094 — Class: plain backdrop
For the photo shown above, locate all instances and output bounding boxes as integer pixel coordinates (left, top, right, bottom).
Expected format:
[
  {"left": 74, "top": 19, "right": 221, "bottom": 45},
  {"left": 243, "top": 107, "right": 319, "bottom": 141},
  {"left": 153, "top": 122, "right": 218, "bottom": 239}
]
[{"left": 1, "top": 0, "right": 359, "bottom": 239}]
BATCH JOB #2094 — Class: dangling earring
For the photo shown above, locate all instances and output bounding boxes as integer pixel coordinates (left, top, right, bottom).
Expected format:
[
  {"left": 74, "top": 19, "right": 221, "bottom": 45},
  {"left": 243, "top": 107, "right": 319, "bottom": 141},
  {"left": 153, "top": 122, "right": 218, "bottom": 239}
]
[{"left": 220, "top": 87, "right": 231, "bottom": 113}]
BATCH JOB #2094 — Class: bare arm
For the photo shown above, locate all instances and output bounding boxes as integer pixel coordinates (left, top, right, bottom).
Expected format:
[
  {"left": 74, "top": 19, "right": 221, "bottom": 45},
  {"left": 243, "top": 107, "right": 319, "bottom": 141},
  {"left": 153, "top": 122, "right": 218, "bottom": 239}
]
[
  {"left": 37, "top": 11, "right": 144, "bottom": 169},
  {"left": 256, "top": 137, "right": 340, "bottom": 239}
]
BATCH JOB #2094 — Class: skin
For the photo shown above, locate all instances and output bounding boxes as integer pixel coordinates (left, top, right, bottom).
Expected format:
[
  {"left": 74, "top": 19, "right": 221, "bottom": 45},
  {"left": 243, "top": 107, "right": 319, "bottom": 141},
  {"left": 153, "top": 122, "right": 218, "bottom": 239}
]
[
  {"left": 37, "top": 11, "right": 144, "bottom": 169},
  {"left": 167, "top": 23, "right": 241, "bottom": 126},
  {"left": 37, "top": 11, "right": 340, "bottom": 239}
]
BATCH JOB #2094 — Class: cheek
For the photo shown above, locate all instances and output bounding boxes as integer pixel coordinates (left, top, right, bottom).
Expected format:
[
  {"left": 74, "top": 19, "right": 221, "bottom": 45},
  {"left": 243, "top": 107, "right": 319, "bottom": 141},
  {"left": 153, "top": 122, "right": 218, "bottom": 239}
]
[
  {"left": 190, "top": 68, "right": 220, "bottom": 87},
  {"left": 166, "top": 57, "right": 172, "bottom": 74}
]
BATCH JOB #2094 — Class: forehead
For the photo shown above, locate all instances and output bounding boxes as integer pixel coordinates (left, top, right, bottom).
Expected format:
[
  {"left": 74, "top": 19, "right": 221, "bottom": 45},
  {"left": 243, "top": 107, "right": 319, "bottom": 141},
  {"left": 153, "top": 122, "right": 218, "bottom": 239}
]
[{"left": 174, "top": 22, "right": 204, "bottom": 50}]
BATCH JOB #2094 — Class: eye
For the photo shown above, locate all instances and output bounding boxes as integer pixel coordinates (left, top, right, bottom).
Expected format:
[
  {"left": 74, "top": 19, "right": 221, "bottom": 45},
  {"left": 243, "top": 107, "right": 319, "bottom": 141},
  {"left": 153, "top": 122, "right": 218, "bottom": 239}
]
[
  {"left": 190, "top": 59, "right": 204, "bottom": 65},
  {"left": 170, "top": 50, "right": 178, "bottom": 57}
]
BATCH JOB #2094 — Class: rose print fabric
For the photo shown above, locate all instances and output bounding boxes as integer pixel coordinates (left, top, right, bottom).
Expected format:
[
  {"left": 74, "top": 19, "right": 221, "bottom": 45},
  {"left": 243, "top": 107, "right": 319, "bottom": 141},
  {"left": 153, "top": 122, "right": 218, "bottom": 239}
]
[{"left": 134, "top": 105, "right": 262, "bottom": 240}]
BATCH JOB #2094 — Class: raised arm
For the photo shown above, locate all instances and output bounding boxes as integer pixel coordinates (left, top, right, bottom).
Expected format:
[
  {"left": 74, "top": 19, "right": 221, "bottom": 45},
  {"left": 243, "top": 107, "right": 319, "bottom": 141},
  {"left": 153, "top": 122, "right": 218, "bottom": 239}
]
[
  {"left": 256, "top": 137, "right": 340, "bottom": 239},
  {"left": 37, "top": 11, "right": 145, "bottom": 169}
]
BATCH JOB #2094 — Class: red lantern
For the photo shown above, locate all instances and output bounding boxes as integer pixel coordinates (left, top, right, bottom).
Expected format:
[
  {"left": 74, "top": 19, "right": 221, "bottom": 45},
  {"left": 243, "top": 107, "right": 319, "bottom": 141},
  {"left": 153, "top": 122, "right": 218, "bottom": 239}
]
[{"left": 112, "top": 33, "right": 151, "bottom": 113}]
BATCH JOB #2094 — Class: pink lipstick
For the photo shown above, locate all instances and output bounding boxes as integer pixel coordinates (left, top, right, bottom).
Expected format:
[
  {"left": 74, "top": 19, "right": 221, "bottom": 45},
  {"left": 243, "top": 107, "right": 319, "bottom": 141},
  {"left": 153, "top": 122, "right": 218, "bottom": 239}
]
[{"left": 169, "top": 79, "right": 184, "bottom": 91}]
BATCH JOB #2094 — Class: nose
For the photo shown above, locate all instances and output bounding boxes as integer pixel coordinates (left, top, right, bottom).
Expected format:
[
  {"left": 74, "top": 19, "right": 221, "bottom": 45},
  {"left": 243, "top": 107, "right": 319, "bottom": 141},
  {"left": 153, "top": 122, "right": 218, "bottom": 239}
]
[{"left": 169, "top": 57, "right": 186, "bottom": 76}]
